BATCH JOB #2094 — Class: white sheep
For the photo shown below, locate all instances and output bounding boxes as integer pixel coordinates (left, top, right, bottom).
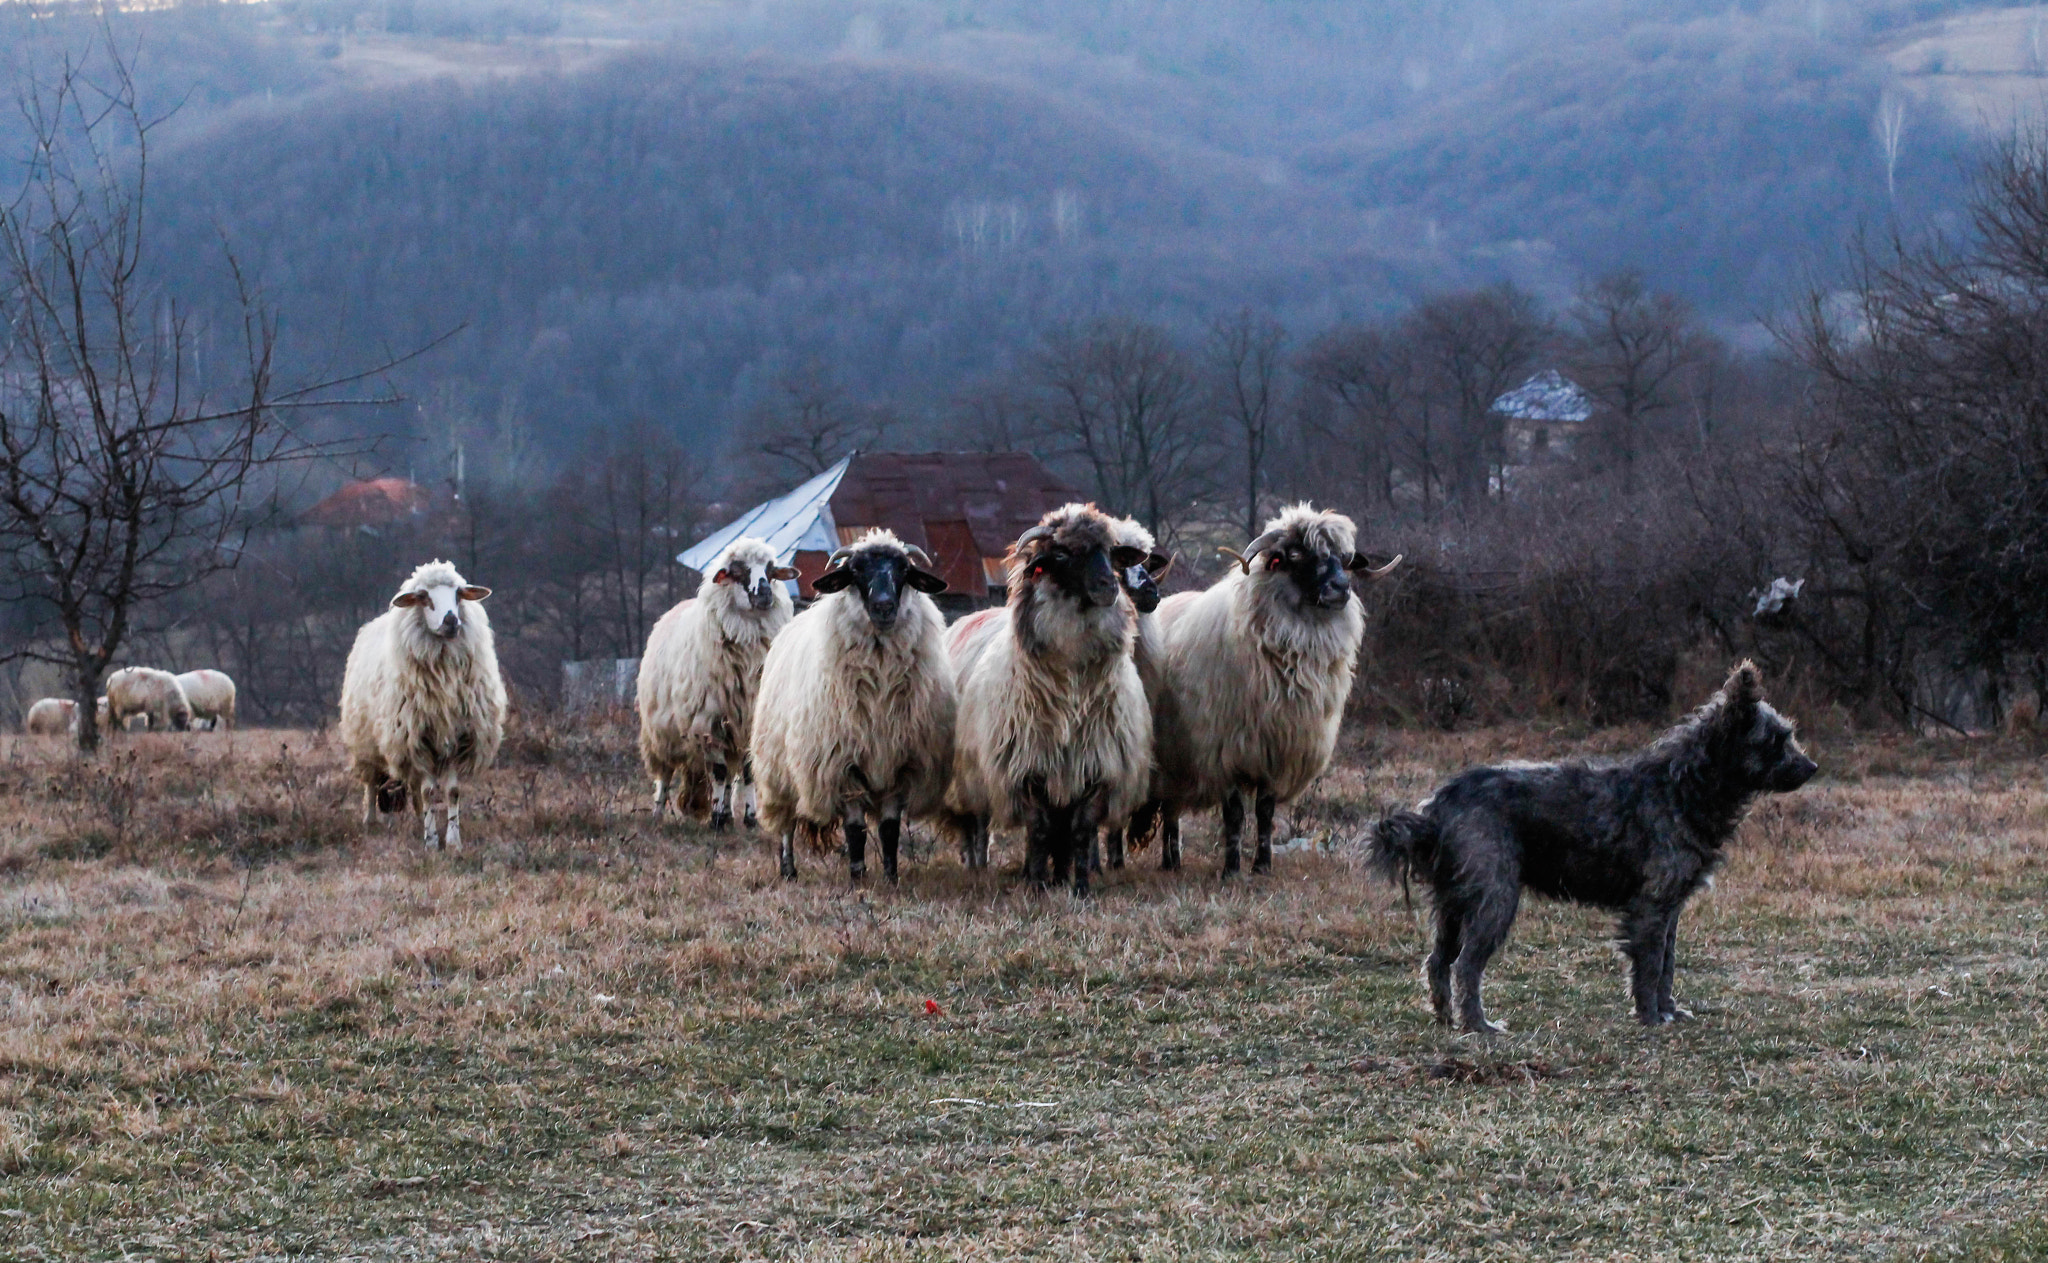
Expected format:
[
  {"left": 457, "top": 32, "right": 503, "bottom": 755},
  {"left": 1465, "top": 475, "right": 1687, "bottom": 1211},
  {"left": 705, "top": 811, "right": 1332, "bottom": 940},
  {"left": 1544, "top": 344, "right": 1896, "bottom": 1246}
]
[
  {"left": 24, "top": 698, "right": 77, "bottom": 736},
  {"left": 637, "top": 537, "right": 796, "bottom": 828},
  {"left": 175, "top": 670, "right": 237, "bottom": 731},
  {"left": 751, "top": 530, "right": 956, "bottom": 883},
  {"left": 104, "top": 667, "right": 192, "bottom": 732},
  {"left": 338, "top": 560, "right": 507, "bottom": 850},
  {"left": 948, "top": 503, "right": 1153, "bottom": 894},
  {"left": 1150, "top": 503, "right": 1399, "bottom": 875}
]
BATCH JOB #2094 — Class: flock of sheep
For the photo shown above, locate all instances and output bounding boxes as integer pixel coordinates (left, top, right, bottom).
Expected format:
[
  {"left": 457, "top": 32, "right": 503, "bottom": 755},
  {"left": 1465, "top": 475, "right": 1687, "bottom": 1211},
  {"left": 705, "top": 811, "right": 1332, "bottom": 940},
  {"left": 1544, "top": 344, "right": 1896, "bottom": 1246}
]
[
  {"left": 24, "top": 667, "right": 237, "bottom": 737},
  {"left": 21, "top": 500, "right": 1400, "bottom": 887}
]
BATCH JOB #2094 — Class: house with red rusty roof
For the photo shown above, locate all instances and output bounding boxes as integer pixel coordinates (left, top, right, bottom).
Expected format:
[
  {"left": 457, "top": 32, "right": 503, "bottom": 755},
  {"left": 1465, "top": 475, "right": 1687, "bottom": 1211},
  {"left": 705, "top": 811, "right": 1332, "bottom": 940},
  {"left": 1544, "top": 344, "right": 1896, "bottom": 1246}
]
[
  {"left": 679, "top": 451, "right": 1079, "bottom": 608},
  {"left": 298, "top": 477, "right": 439, "bottom": 531}
]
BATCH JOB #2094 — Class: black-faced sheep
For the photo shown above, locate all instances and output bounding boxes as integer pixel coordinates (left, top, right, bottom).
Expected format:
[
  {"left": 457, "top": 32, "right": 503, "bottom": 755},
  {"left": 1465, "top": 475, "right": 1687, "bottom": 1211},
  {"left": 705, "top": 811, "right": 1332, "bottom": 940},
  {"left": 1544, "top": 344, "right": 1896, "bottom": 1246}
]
[
  {"left": 24, "top": 698, "right": 76, "bottom": 736},
  {"left": 104, "top": 667, "right": 192, "bottom": 732},
  {"left": 948, "top": 504, "right": 1153, "bottom": 895},
  {"left": 338, "top": 560, "right": 507, "bottom": 850},
  {"left": 750, "top": 531, "right": 956, "bottom": 883},
  {"left": 1150, "top": 504, "right": 1399, "bottom": 875},
  {"left": 638, "top": 537, "right": 797, "bottom": 828},
  {"left": 175, "top": 671, "right": 237, "bottom": 731},
  {"left": 1101, "top": 519, "right": 1174, "bottom": 873}
]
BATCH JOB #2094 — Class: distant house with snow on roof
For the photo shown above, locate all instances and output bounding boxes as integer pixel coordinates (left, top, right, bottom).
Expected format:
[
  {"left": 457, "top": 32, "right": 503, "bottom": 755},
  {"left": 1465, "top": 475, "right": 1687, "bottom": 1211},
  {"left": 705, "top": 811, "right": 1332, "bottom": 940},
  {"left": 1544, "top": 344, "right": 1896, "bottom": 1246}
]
[{"left": 1492, "top": 370, "right": 1595, "bottom": 470}]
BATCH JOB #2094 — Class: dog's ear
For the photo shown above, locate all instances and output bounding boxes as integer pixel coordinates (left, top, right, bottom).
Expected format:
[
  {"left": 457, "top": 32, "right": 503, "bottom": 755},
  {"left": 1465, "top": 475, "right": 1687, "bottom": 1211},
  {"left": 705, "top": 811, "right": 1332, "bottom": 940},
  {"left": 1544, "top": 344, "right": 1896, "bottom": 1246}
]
[{"left": 1723, "top": 660, "right": 1763, "bottom": 710}]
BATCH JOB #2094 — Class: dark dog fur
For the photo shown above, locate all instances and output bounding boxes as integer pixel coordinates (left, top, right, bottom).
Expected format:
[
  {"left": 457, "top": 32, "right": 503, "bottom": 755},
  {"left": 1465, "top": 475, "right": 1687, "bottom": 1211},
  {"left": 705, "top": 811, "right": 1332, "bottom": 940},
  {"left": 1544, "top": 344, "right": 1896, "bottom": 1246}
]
[{"left": 1372, "top": 662, "right": 1817, "bottom": 1032}]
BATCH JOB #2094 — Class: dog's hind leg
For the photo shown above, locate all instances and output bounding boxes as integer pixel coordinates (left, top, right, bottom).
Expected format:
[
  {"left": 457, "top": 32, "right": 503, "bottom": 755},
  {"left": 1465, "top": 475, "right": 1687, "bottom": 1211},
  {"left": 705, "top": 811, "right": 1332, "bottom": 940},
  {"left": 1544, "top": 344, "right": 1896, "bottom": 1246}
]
[
  {"left": 1451, "top": 888, "right": 1518, "bottom": 1035},
  {"left": 1657, "top": 910, "right": 1692, "bottom": 1021},
  {"left": 1426, "top": 904, "right": 1462, "bottom": 1025}
]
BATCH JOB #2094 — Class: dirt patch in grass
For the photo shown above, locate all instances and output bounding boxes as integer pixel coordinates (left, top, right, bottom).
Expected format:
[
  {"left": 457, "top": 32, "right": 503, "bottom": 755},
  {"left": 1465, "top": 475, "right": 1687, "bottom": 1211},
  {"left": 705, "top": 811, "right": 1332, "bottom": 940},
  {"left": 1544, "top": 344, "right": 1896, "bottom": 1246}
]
[{"left": 0, "top": 722, "right": 2044, "bottom": 1259}]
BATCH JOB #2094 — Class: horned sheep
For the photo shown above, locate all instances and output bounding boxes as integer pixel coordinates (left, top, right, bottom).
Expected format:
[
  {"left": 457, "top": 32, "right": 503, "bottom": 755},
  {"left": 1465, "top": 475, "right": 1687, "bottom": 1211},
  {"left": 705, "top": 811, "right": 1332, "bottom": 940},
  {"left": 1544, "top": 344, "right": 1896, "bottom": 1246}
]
[
  {"left": 637, "top": 537, "right": 796, "bottom": 828},
  {"left": 751, "top": 530, "right": 956, "bottom": 883},
  {"left": 338, "top": 560, "right": 507, "bottom": 850},
  {"left": 1148, "top": 503, "right": 1399, "bottom": 875},
  {"left": 176, "top": 670, "right": 238, "bottom": 731},
  {"left": 104, "top": 667, "right": 192, "bottom": 732},
  {"left": 24, "top": 698, "right": 77, "bottom": 736},
  {"left": 947, "top": 503, "right": 1153, "bottom": 894}
]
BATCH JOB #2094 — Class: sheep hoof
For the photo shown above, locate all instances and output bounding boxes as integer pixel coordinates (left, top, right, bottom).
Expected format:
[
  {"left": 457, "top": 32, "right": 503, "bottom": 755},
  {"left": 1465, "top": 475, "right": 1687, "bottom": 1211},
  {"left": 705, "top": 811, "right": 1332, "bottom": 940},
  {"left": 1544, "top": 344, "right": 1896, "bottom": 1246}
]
[
  {"left": 709, "top": 809, "right": 733, "bottom": 831},
  {"left": 743, "top": 810, "right": 758, "bottom": 830},
  {"left": 1252, "top": 858, "right": 1273, "bottom": 875}
]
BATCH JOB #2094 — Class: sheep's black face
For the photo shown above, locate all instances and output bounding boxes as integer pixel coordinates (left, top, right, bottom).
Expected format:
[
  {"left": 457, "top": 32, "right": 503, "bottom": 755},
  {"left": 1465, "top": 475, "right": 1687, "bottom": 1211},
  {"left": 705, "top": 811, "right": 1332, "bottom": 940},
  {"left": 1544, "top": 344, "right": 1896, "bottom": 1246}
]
[
  {"left": 815, "top": 549, "right": 945, "bottom": 631},
  {"left": 1259, "top": 540, "right": 1353, "bottom": 611},
  {"left": 1029, "top": 541, "right": 1147, "bottom": 609},
  {"left": 1120, "top": 550, "right": 1171, "bottom": 613}
]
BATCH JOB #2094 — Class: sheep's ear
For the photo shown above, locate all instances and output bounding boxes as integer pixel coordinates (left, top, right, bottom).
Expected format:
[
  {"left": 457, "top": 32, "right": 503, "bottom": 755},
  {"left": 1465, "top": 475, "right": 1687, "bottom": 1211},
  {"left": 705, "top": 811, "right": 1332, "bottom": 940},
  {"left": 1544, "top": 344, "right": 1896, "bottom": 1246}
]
[
  {"left": 1147, "top": 550, "right": 1173, "bottom": 579},
  {"left": 1110, "top": 546, "right": 1149, "bottom": 569},
  {"left": 905, "top": 567, "right": 949, "bottom": 594},
  {"left": 458, "top": 585, "right": 491, "bottom": 602},
  {"left": 712, "top": 569, "right": 732, "bottom": 585},
  {"left": 770, "top": 566, "right": 800, "bottom": 581},
  {"left": 391, "top": 591, "right": 429, "bottom": 608},
  {"left": 812, "top": 568, "right": 856, "bottom": 594}
]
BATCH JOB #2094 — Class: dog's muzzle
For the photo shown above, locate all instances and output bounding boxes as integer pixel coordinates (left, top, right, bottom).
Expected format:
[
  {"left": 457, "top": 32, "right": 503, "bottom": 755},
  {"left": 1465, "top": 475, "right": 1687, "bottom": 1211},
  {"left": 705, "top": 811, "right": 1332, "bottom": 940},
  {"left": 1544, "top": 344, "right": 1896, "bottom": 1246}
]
[{"left": 1770, "top": 754, "right": 1819, "bottom": 791}]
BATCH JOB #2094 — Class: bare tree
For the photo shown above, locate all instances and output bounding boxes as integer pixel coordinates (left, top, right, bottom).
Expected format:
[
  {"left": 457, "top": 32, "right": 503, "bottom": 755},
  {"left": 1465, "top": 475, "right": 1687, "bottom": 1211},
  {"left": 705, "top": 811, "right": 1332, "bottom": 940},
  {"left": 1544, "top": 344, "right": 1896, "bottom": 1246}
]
[
  {"left": 752, "top": 360, "right": 890, "bottom": 480},
  {"left": 1299, "top": 324, "right": 1403, "bottom": 510},
  {"left": 1406, "top": 284, "right": 1550, "bottom": 505},
  {"left": 1036, "top": 317, "right": 1210, "bottom": 542},
  {"left": 0, "top": 41, "right": 399, "bottom": 750},
  {"left": 582, "top": 420, "right": 701, "bottom": 657},
  {"left": 1566, "top": 270, "right": 1703, "bottom": 491},
  {"left": 1206, "top": 309, "right": 1288, "bottom": 539}
]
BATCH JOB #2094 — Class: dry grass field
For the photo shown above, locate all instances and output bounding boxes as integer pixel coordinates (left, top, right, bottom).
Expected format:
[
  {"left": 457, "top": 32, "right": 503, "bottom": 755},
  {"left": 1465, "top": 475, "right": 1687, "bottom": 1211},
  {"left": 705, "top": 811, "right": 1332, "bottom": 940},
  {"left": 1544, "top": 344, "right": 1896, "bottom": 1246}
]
[{"left": 1, "top": 716, "right": 2045, "bottom": 1261}]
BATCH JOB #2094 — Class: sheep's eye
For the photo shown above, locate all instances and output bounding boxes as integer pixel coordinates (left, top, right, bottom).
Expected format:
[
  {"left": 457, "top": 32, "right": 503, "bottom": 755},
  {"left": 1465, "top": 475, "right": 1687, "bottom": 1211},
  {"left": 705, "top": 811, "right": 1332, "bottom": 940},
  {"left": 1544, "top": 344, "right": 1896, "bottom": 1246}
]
[
  {"left": 1050, "top": 548, "right": 1070, "bottom": 562},
  {"left": 1289, "top": 549, "right": 1306, "bottom": 562}
]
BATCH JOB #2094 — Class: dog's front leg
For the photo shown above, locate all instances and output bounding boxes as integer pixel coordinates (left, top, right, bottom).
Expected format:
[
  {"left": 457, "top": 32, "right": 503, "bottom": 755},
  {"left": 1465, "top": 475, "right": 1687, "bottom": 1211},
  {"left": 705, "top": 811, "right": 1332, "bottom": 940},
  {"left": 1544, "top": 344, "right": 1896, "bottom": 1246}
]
[
  {"left": 1623, "top": 905, "right": 1672, "bottom": 1025},
  {"left": 1658, "top": 911, "right": 1692, "bottom": 1021}
]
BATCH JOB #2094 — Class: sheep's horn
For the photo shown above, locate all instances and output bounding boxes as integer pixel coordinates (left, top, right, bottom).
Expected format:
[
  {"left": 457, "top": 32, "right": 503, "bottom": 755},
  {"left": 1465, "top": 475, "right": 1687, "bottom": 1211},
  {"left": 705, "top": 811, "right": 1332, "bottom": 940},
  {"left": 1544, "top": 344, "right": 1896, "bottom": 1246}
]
[
  {"left": 1013, "top": 524, "right": 1052, "bottom": 551},
  {"left": 1217, "top": 546, "right": 1250, "bottom": 574},
  {"left": 904, "top": 544, "right": 934, "bottom": 568},
  {"left": 1361, "top": 553, "right": 1403, "bottom": 580},
  {"left": 826, "top": 546, "right": 856, "bottom": 568},
  {"left": 1240, "top": 529, "right": 1286, "bottom": 563}
]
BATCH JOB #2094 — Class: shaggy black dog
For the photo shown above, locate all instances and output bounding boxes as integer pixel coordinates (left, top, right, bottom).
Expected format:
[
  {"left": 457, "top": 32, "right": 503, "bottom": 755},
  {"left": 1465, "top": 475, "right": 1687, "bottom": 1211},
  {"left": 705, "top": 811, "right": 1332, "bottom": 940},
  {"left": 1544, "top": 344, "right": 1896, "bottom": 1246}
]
[{"left": 1372, "top": 662, "right": 1816, "bottom": 1033}]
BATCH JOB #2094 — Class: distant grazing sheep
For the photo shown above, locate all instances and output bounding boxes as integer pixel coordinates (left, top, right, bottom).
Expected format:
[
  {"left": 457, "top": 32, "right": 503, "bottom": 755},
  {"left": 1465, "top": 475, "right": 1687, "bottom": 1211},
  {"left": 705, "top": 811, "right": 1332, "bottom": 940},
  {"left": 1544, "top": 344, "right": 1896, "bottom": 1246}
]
[
  {"left": 948, "top": 504, "right": 1152, "bottom": 894},
  {"left": 175, "top": 670, "right": 237, "bottom": 731},
  {"left": 637, "top": 537, "right": 796, "bottom": 828},
  {"left": 339, "top": 559, "right": 507, "bottom": 850},
  {"left": 105, "top": 667, "right": 192, "bottom": 733},
  {"left": 1149, "top": 504, "right": 1399, "bottom": 875},
  {"left": 751, "top": 530, "right": 956, "bottom": 883},
  {"left": 24, "top": 698, "right": 76, "bottom": 736}
]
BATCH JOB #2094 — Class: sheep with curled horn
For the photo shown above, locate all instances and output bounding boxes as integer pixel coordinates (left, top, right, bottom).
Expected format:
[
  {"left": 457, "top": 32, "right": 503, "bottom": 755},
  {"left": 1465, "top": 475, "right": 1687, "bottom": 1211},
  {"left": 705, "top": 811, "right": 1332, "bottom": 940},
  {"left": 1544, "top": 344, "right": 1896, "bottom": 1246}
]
[
  {"left": 1096, "top": 516, "right": 1174, "bottom": 873},
  {"left": 946, "top": 503, "right": 1153, "bottom": 895},
  {"left": 1140, "top": 503, "right": 1399, "bottom": 876},
  {"left": 750, "top": 530, "right": 956, "bottom": 883},
  {"left": 637, "top": 536, "right": 798, "bottom": 829}
]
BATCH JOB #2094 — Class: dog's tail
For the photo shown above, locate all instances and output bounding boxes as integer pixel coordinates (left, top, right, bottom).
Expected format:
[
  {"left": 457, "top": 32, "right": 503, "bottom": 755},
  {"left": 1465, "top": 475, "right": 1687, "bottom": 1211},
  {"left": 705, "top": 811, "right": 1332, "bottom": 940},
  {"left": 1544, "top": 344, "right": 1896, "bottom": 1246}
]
[{"left": 1370, "top": 808, "right": 1440, "bottom": 899}]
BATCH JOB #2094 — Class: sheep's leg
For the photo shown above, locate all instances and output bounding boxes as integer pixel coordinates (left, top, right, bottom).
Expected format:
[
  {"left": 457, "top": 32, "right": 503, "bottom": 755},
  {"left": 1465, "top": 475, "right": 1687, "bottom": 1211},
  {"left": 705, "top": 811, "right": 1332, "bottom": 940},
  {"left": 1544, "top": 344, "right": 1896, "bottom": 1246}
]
[
  {"left": 779, "top": 830, "right": 798, "bottom": 880},
  {"left": 1220, "top": 790, "right": 1245, "bottom": 877},
  {"left": 361, "top": 782, "right": 377, "bottom": 827},
  {"left": 709, "top": 763, "right": 734, "bottom": 831},
  {"left": 973, "top": 816, "right": 991, "bottom": 869},
  {"left": 652, "top": 770, "right": 673, "bottom": 817},
  {"left": 741, "top": 762, "right": 759, "bottom": 831},
  {"left": 1252, "top": 789, "right": 1277, "bottom": 874},
  {"left": 444, "top": 779, "right": 463, "bottom": 851},
  {"left": 1160, "top": 806, "right": 1182, "bottom": 871},
  {"left": 1070, "top": 790, "right": 1105, "bottom": 898},
  {"left": 879, "top": 800, "right": 903, "bottom": 885},
  {"left": 1103, "top": 826, "right": 1125, "bottom": 871},
  {"left": 844, "top": 801, "right": 868, "bottom": 883},
  {"left": 420, "top": 777, "right": 446, "bottom": 851}
]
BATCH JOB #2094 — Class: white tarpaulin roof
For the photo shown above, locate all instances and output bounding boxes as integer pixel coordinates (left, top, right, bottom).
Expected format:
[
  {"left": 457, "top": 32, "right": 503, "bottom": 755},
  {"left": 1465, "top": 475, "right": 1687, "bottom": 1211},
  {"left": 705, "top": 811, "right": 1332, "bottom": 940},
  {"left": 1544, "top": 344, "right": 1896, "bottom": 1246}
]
[{"left": 678, "top": 455, "right": 850, "bottom": 577}]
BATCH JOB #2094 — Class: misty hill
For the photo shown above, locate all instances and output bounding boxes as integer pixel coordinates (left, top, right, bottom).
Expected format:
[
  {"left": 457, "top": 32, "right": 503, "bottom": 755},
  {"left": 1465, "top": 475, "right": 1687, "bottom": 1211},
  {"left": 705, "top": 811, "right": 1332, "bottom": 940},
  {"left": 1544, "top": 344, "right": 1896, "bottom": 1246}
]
[{"left": 148, "top": 50, "right": 1402, "bottom": 457}]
